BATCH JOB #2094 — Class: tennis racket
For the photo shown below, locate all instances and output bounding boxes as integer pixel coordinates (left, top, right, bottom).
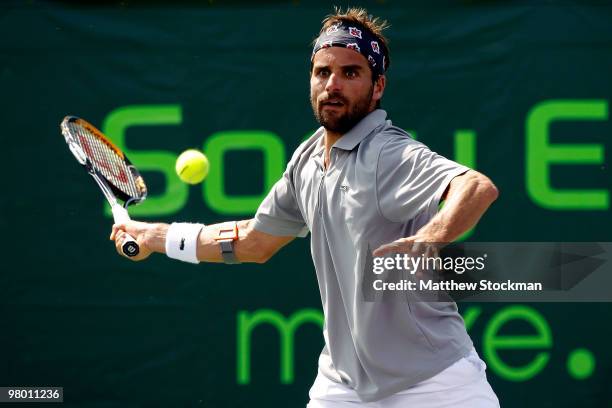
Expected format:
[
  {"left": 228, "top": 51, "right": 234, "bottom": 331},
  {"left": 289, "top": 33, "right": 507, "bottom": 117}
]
[{"left": 60, "top": 116, "right": 148, "bottom": 257}]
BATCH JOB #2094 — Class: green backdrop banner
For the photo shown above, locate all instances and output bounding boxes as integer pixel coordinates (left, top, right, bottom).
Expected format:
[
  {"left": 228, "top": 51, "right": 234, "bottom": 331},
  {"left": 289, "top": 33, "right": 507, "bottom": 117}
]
[{"left": 1, "top": 1, "right": 611, "bottom": 406}]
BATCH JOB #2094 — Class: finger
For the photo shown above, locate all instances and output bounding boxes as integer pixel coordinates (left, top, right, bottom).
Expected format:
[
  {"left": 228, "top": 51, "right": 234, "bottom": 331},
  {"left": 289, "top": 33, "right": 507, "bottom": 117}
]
[
  {"left": 423, "top": 246, "right": 436, "bottom": 270},
  {"left": 412, "top": 242, "right": 424, "bottom": 255},
  {"left": 374, "top": 235, "right": 425, "bottom": 256},
  {"left": 114, "top": 231, "right": 125, "bottom": 253},
  {"left": 373, "top": 240, "right": 407, "bottom": 256},
  {"left": 110, "top": 223, "right": 126, "bottom": 240},
  {"left": 426, "top": 245, "right": 439, "bottom": 262}
]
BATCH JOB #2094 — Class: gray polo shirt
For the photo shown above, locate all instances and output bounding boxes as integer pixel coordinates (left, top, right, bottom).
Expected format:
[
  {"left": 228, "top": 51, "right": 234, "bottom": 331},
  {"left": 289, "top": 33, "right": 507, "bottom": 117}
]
[{"left": 253, "top": 109, "right": 473, "bottom": 402}]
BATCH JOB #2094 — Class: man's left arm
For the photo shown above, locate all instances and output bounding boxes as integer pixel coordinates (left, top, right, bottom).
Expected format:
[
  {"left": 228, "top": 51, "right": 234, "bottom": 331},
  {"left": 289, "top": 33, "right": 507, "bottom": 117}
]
[{"left": 373, "top": 170, "right": 498, "bottom": 256}]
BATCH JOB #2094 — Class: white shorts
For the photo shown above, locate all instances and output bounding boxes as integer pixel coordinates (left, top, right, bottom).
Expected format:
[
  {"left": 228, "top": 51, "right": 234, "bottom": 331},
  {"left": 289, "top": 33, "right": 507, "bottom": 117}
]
[{"left": 307, "top": 348, "right": 500, "bottom": 408}]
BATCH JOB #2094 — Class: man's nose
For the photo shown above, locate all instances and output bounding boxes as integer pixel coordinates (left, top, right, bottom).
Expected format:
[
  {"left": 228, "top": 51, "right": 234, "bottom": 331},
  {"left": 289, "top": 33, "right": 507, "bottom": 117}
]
[{"left": 325, "top": 73, "right": 342, "bottom": 93}]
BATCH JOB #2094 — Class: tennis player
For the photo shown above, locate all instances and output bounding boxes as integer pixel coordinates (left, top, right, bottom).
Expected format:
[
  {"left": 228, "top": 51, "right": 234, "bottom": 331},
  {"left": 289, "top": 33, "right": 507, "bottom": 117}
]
[{"left": 111, "top": 7, "right": 500, "bottom": 407}]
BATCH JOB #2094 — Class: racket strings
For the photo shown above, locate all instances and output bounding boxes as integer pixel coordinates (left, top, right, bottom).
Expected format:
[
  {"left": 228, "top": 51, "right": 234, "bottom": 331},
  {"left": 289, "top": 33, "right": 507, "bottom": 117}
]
[{"left": 69, "top": 123, "right": 141, "bottom": 199}]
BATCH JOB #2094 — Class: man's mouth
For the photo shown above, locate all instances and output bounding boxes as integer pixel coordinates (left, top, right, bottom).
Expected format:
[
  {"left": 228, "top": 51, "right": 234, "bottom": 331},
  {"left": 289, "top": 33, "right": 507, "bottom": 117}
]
[{"left": 321, "top": 98, "right": 345, "bottom": 108}]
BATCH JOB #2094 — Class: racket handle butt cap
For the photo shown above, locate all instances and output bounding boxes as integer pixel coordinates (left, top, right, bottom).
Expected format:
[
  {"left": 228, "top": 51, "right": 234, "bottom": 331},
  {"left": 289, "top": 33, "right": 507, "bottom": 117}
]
[{"left": 122, "top": 237, "right": 140, "bottom": 257}]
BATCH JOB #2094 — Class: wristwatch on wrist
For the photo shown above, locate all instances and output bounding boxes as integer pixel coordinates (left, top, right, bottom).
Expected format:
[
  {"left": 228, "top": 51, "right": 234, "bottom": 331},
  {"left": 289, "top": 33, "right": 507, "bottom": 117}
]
[{"left": 215, "top": 222, "right": 240, "bottom": 264}]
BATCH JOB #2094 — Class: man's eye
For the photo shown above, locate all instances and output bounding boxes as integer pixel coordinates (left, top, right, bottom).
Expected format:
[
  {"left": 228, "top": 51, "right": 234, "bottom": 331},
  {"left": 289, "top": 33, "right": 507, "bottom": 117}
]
[
  {"left": 318, "top": 70, "right": 330, "bottom": 77},
  {"left": 345, "top": 70, "right": 357, "bottom": 78}
]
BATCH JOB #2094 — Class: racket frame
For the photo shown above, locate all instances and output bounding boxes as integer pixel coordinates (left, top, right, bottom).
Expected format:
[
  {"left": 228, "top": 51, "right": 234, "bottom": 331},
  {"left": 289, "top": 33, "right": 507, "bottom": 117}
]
[{"left": 61, "top": 116, "right": 144, "bottom": 257}]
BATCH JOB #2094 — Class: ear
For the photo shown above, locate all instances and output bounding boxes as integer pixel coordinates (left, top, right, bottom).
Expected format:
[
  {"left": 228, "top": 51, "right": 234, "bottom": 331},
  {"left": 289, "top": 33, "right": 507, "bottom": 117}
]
[{"left": 372, "top": 75, "right": 386, "bottom": 104}]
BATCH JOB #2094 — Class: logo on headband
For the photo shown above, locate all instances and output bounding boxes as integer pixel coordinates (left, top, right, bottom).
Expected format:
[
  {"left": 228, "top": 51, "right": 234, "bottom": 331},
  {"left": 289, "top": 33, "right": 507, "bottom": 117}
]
[
  {"left": 371, "top": 41, "right": 380, "bottom": 54},
  {"left": 348, "top": 27, "right": 362, "bottom": 39},
  {"left": 368, "top": 55, "right": 377, "bottom": 67},
  {"left": 346, "top": 43, "right": 361, "bottom": 52},
  {"left": 326, "top": 24, "right": 340, "bottom": 35}
]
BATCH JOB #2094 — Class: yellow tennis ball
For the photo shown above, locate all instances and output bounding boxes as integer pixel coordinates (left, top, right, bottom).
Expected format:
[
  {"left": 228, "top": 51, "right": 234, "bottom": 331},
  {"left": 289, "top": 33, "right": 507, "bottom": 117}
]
[{"left": 176, "top": 149, "right": 209, "bottom": 184}]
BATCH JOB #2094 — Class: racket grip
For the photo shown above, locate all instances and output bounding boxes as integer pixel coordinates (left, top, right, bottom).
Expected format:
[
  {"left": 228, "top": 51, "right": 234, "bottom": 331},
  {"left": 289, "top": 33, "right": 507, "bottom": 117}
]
[{"left": 111, "top": 205, "right": 140, "bottom": 257}]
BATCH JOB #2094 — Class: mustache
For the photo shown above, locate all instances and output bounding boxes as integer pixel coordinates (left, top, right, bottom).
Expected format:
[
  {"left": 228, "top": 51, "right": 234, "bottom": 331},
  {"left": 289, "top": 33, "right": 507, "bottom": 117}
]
[{"left": 318, "top": 93, "right": 348, "bottom": 105}]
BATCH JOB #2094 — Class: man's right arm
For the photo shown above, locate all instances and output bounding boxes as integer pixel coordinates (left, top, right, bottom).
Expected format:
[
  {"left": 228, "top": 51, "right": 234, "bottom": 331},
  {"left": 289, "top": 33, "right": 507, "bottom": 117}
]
[
  {"left": 110, "top": 219, "right": 294, "bottom": 263},
  {"left": 112, "top": 138, "right": 314, "bottom": 263}
]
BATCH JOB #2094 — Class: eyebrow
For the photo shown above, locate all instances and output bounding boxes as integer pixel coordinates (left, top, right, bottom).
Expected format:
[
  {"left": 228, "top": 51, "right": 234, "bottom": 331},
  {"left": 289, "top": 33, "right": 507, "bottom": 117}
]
[{"left": 313, "top": 63, "right": 366, "bottom": 72}]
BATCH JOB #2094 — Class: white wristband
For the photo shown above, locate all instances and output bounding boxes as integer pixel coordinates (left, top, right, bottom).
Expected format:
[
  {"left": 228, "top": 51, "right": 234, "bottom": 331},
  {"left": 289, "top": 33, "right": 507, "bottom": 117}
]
[{"left": 165, "top": 223, "right": 205, "bottom": 264}]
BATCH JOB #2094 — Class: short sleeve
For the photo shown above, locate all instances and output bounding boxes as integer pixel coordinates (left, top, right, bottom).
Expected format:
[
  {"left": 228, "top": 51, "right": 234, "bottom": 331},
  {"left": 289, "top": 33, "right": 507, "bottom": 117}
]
[
  {"left": 376, "top": 138, "right": 470, "bottom": 223},
  {"left": 253, "top": 159, "right": 309, "bottom": 237}
]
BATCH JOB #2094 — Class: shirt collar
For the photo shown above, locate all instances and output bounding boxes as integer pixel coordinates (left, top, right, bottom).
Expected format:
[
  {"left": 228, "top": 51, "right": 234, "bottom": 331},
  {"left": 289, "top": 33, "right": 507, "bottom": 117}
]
[
  {"left": 309, "top": 109, "right": 388, "bottom": 160},
  {"left": 309, "top": 128, "right": 326, "bottom": 159},
  {"left": 333, "top": 109, "right": 387, "bottom": 151}
]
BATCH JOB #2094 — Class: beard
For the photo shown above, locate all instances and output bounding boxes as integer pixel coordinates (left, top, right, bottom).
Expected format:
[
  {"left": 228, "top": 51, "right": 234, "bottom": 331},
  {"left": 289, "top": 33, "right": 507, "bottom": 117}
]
[{"left": 311, "top": 85, "right": 374, "bottom": 134}]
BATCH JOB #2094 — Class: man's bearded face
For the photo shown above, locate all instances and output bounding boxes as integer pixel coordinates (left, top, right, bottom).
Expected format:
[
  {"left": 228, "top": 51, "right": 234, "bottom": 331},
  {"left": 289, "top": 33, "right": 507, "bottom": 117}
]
[{"left": 310, "top": 47, "right": 377, "bottom": 134}]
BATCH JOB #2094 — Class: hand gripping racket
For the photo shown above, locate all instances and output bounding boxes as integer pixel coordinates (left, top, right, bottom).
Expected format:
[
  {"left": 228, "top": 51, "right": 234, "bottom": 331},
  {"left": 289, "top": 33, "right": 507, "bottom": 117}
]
[{"left": 61, "top": 116, "right": 147, "bottom": 257}]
